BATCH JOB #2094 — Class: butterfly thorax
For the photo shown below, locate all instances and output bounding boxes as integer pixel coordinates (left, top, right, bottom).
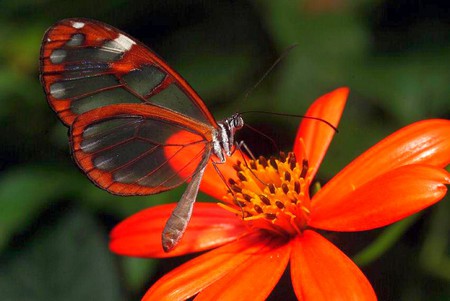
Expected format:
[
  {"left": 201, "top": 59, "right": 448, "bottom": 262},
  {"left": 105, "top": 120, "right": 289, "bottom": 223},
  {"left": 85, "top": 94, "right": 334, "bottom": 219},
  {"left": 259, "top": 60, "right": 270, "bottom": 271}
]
[{"left": 212, "top": 113, "right": 244, "bottom": 163}]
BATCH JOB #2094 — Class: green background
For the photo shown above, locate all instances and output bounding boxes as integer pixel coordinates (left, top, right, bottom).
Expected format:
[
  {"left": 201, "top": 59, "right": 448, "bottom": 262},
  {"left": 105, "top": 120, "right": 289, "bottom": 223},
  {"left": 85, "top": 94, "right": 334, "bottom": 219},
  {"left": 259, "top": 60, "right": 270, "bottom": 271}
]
[{"left": 0, "top": 0, "right": 449, "bottom": 300}]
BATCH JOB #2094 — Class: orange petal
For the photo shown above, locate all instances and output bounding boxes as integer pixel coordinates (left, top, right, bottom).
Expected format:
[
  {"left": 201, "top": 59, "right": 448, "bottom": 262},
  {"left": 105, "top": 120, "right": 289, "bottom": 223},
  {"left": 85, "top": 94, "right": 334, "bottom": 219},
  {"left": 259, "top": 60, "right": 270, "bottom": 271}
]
[
  {"left": 200, "top": 150, "right": 246, "bottom": 200},
  {"left": 195, "top": 237, "right": 291, "bottom": 301},
  {"left": 110, "top": 203, "right": 247, "bottom": 258},
  {"left": 164, "top": 130, "right": 246, "bottom": 200},
  {"left": 143, "top": 232, "right": 270, "bottom": 301},
  {"left": 291, "top": 230, "right": 376, "bottom": 301},
  {"left": 309, "top": 165, "right": 450, "bottom": 231},
  {"left": 313, "top": 119, "right": 450, "bottom": 208},
  {"left": 293, "top": 87, "right": 348, "bottom": 180}
]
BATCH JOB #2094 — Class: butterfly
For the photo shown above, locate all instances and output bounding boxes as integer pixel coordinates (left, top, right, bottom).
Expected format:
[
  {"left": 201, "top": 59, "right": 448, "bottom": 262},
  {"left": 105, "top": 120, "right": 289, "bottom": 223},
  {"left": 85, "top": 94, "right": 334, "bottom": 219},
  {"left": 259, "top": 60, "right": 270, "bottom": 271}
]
[{"left": 39, "top": 18, "right": 244, "bottom": 252}]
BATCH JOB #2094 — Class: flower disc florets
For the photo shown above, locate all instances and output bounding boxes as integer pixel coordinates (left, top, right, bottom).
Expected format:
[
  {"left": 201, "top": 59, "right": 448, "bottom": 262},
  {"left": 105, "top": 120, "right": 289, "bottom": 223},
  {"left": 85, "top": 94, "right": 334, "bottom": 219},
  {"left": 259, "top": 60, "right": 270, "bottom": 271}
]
[{"left": 221, "top": 152, "right": 312, "bottom": 236}]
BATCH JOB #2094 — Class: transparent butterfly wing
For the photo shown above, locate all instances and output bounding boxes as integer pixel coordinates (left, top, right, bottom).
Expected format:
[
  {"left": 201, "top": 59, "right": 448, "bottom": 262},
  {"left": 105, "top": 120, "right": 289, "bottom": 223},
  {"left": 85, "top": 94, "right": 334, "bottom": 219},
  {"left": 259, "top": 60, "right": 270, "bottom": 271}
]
[
  {"left": 40, "top": 18, "right": 217, "bottom": 127},
  {"left": 71, "top": 103, "right": 213, "bottom": 195}
]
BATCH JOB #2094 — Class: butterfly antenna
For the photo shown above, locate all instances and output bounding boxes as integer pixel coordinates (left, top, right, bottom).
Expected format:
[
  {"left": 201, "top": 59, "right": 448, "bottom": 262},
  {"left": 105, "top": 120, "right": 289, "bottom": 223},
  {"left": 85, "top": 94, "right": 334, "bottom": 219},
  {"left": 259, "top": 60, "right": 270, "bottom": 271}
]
[
  {"left": 241, "top": 44, "right": 299, "bottom": 102},
  {"left": 241, "top": 111, "right": 339, "bottom": 133}
]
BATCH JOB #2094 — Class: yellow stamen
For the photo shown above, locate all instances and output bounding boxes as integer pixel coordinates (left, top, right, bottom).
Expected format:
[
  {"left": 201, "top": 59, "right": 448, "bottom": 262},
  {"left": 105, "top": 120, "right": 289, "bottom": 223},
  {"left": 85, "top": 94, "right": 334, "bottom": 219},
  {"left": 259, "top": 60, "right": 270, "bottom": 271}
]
[{"left": 222, "top": 152, "right": 312, "bottom": 236}]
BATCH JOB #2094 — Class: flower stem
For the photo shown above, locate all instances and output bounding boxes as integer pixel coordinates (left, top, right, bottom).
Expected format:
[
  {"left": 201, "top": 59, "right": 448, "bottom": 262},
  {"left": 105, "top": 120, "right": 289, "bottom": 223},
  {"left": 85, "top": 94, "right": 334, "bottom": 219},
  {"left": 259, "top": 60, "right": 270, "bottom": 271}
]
[{"left": 353, "top": 213, "right": 421, "bottom": 266}]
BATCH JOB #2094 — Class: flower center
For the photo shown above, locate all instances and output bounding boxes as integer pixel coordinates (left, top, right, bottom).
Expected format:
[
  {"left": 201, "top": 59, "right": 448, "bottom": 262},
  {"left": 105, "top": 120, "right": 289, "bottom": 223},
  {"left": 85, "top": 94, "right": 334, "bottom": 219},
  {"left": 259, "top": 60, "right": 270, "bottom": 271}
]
[{"left": 221, "top": 152, "right": 312, "bottom": 237}]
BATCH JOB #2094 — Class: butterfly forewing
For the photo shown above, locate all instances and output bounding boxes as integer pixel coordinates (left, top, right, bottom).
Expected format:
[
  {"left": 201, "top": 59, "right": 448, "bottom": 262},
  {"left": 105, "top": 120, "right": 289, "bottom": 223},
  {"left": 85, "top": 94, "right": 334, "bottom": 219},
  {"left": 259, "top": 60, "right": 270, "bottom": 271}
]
[
  {"left": 40, "top": 18, "right": 217, "bottom": 127},
  {"left": 71, "top": 104, "right": 213, "bottom": 195}
]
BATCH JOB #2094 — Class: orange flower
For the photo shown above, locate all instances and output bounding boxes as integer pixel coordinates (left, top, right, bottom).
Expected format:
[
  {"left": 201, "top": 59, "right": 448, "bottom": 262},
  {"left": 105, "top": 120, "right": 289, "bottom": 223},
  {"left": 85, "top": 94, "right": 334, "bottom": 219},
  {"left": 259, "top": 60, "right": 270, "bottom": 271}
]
[{"left": 110, "top": 88, "right": 450, "bottom": 300}]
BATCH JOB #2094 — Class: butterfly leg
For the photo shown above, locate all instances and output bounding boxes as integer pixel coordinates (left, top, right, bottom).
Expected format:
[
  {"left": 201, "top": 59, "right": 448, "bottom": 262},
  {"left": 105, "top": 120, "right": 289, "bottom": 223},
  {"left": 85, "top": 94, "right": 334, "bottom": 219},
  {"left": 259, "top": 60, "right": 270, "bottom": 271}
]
[
  {"left": 233, "top": 141, "right": 268, "bottom": 188},
  {"left": 234, "top": 140, "right": 256, "bottom": 160},
  {"left": 210, "top": 159, "right": 247, "bottom": 220}
]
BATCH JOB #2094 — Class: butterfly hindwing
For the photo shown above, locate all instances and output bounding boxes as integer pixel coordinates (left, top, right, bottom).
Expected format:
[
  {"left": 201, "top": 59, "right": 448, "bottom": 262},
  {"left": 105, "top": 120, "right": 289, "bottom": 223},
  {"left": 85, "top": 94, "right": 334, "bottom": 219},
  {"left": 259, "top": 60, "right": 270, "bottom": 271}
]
[
  {"left": 40, "top": 18, "right": 217, "bottom": 127},
  {"left": 71, "top": 103, "right": 213, "bottom": 195}
]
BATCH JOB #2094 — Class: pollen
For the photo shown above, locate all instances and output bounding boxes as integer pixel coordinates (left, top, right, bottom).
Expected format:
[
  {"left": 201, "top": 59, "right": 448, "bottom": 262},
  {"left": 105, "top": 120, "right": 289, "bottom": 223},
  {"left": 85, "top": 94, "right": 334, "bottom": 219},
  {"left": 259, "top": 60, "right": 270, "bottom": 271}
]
[{"left": 221, "top": 152, "right": 312, "bottom": 236}]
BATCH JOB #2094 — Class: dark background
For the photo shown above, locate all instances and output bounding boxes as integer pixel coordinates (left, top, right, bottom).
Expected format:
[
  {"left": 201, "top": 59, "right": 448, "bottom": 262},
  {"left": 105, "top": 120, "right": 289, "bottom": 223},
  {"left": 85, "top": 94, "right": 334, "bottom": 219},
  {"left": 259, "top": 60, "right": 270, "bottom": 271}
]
[{"left": 0, "top": 0, "right": 449, "bottom": 300}]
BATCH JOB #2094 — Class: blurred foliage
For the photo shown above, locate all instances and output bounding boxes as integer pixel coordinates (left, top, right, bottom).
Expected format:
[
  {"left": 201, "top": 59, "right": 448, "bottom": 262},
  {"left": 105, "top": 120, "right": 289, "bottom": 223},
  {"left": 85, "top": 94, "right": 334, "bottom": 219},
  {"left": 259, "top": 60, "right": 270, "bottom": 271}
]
[
  {"left": 0, "top": 0, "right": 448, "bottom": 300},
  {"left": 0, "top": 208, "right": 123, "bottom": 301}
]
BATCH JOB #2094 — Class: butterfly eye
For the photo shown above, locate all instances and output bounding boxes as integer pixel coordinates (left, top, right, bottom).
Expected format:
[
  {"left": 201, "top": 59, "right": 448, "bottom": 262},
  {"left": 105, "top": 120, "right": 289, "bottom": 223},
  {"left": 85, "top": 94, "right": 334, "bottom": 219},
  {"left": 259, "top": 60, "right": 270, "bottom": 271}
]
[{"left": 233, "top": 114, "right": 244, "bottom": 129}]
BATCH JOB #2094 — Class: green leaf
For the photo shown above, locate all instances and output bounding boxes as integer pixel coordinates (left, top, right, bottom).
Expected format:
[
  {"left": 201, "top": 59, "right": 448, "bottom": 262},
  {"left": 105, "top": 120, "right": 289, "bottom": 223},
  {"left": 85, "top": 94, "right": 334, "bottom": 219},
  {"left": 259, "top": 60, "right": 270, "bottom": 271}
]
[
  {"left": 0, "top": 166, "right": 82, "bottom": 250},
  {"left": 121, "top": 257, "right": 157, "bottom": 292},
  {"left": 419, "top": 200, "right": 450, "bottom": 281},
  {"left": 353, "top": 214, "right": 420, "bottom": 266},
  {"left": 0, "top": 208, "right": 124, "bottom": 301}
]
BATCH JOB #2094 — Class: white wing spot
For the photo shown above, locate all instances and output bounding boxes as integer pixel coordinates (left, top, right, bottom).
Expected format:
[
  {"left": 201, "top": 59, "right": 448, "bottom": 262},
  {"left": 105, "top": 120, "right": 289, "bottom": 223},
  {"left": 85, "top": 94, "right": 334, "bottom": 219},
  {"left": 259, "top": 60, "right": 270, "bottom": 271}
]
[
  {"left": 93, "top": 156, "right": 115, "bottom": 170},
  {"left": 50, "top": 49, "right": 67, "bottom": 64},
  {"left": 114, "top": 34, "right": 135, "bottom": 51},
  {"left": 49, "top": 82, "right": 65, "bottom": 99},
  {"left": 66, "top": 33, "right": 84, "bottom": 47},
  {"left": 72, "top": 21, "right": 85, "bottom": 29}
]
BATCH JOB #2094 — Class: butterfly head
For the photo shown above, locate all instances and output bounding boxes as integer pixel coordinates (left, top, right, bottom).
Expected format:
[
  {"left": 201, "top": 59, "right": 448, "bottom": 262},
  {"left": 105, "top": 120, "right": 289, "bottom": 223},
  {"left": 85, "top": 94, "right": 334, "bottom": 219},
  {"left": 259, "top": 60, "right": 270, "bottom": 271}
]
[
  {"left": 213, "top": 113, "right": 244, "bottom": 161},
  {"left": 230, "top": 113, "right": 244, "bottom": 131}
]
